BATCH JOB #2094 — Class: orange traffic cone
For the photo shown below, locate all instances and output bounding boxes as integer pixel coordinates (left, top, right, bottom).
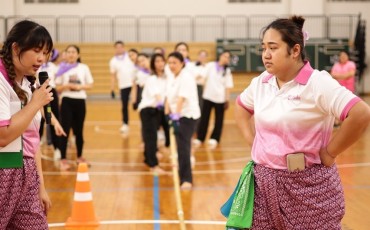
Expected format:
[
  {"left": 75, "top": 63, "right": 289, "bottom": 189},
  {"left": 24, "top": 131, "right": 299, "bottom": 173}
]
[{"left": 65, "top": 163, "right": 99, "bottom": 229}]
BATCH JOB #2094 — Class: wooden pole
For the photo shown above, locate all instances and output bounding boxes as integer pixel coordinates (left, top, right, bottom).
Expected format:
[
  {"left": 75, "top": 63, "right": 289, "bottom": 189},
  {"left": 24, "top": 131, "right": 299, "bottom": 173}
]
[{"left": 169, "top": 126, "right": 187, "bottom": 230}]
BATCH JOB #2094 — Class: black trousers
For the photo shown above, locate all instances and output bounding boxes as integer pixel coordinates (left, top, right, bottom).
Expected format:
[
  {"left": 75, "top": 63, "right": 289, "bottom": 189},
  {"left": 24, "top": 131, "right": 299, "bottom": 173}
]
[
  {"left": 176, "top": 117, "right": 197, "bottom": 184},
  {"left": 158, "top": 109, "right": 170, "bottom": 147},
  {"left": 39, "top": 87, "right": 60, "bottom": 150},
  {"left": 197, "top": 99, "right": 225, "bottom": 142},
  {"left": 140, "top": 108, "right": 159, "bottom": 167},
  {"left": 120, "top": 87, "right": 131, "bottom": 125},
  {"left": 59, "top": 97, "right": 86, "bottom": 159}
]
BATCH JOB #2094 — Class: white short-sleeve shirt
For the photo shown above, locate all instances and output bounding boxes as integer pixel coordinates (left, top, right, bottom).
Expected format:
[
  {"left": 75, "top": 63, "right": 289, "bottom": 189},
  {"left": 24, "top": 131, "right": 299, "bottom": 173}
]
[
  {"left": 138, "top": 75, "right": 167, "bottom": 111},
  {"left": 166, "top": 69, "right": 200, "bottom": 119},
  {"left": 109, "top": 54, "right": 136, "bottom": 89},
  {"left": 55, "top": 63, "right": 94, "bottom": 99},
  {"left": 237, "top": 61, "right": 360, "bottom": 169},
  {"left": 0, "top": 69, "right": 41, "bottom": 158},
  {"left": 202, "top": 62, "right": 234, "bottom": 103}
]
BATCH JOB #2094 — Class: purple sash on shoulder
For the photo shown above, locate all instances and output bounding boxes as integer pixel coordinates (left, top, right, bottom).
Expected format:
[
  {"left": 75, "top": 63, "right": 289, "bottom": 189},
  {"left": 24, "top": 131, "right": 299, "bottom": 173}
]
[{"left": 56, "top": 62, "right": 78, "bottom": 77}]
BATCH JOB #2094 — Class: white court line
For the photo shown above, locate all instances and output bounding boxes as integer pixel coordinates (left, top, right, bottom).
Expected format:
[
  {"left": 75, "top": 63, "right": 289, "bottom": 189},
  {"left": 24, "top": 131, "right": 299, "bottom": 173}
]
[
  {"left": 42, "top": 162, "right": 370, "bottom": 177},
  {"left": 48, "top": 219, "right": 227, "bottom": 228}
]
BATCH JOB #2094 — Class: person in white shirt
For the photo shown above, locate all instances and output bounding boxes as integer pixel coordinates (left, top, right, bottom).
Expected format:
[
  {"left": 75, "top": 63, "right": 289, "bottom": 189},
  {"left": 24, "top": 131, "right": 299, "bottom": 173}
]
[
  {"left": 138, "top": 53, "right": 168, "bottom": 174},
  {"left": 194, "top": 50, "right": 233, "bottom": 148},
  {"left": 109, "top": 41, "right": 136, "bottom": 133},
  {"left": 37, "top": 48, "right": 62, "bottom": 160},
  {"left": 194, "top": 49, "right": 209, "bottom": 109},
  {"left": 235, "top": 15, "right": 370, "bottom": 229},
  {"left": 165, "top": 51, "right": 201, "bottom": 189},
  {"left": 55, "top": 45, "right": 94, "bottom": 170},
  {"left": 0, "top": 20, "right": 65, "bottom": 229},
  {"left": 132, "top": 53, "right": 151, "bottom": 111}
]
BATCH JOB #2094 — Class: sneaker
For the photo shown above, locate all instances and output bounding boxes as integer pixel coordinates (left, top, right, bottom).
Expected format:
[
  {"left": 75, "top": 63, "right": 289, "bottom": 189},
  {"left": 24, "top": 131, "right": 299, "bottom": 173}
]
[
  {"left": 53, "top": 149, "right": 61, "bottom": 161},
  {"left": 192, "top": 139, "right": 202, "bottom": 147},
  {"left": 207, "top": 139, "right": 218, "bottom": 148},
  {"left": 120, "top": 124, "right": 129, "bottom": 133}
]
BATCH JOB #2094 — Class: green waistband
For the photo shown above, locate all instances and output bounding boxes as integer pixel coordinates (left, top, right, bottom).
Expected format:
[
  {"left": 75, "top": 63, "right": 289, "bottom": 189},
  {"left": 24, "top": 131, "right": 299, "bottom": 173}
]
[{"left": 0, "top": 151, "right": 23, "bottom": 168}]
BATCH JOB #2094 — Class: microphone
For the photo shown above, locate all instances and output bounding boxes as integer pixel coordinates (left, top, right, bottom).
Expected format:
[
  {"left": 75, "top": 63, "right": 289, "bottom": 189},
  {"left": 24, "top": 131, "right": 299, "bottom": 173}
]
[{"left": 38, "top": 71, "right": 52, "bottom": 124}]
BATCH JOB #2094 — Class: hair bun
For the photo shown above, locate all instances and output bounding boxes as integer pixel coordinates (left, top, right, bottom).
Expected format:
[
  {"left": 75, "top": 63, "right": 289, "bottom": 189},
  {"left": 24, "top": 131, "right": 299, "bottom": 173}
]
[{"left": 290, "top": 15, "right": 305, "bottom": 30}]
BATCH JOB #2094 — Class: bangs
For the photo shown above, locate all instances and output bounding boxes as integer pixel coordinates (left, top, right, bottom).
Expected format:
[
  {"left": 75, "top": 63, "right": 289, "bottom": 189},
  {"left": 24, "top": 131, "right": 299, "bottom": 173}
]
[{"left": 20, "top": 24, "right": 53, "bottom": 54}]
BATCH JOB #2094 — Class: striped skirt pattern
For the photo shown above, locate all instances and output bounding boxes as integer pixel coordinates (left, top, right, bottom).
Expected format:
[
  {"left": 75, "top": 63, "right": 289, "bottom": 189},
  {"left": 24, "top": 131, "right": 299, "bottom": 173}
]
[
  {"left": 0, "top": 157, "right": 48, "bottom": 230},
  {"left": 250, "top": 164, "right": 345, "bottom": 230}
]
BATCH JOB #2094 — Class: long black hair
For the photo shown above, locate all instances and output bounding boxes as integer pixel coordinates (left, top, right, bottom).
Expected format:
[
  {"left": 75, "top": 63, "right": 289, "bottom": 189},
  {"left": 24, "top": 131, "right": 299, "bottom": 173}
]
[
  {"left": 0, "top": 20, "right": 53, "bottom": 105},
  {"left": 150, "top": 53, "right": 166, "bottom": 76}
]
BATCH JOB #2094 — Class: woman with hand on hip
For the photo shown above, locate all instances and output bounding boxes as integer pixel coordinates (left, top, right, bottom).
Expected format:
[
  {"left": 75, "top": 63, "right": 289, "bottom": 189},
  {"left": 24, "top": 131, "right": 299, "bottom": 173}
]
[
  {"left": 235, "top": 15, "right": 370, "bottom": 229},
  {"left": 0, "top": 20, "right": 65, "bottom": 229},
  {"left": 55, "top": 44, "right": 94, "bottom": 170},
  {"left": 331, "top": 50, "right": 356, "bottom": 93},
  {"left": 165, "top": 51, "right": 200, "bottom": 189}
]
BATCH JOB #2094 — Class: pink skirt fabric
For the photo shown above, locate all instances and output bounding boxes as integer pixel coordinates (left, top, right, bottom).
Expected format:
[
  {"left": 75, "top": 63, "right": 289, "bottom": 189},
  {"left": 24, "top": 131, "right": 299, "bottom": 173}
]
[
  {"left": 0, "top": 157, "right": 48, "bottom": 230},
  {"left": 250, "top": 164, "right": 345, "bottom": 230}
]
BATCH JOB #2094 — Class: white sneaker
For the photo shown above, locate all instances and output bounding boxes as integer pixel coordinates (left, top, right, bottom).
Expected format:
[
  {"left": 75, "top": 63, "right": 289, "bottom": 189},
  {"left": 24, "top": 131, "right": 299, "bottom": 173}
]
[
  {"left": 120, "top": 124, "right": 129, "bottom": 133},
  {"left": 53, "top": 149, "right": 61, "bottom": 160},
  {"left": 207, "top": 139, "right": 218, "bottom": 148},
  {"left": 192, "top": 139, "right": 202, "bottom": 147}
]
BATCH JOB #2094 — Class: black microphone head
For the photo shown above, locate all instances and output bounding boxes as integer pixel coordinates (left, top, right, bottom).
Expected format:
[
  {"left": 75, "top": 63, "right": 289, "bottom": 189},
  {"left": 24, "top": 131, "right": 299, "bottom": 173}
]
[{"left": 38, "top": 71, "right": 49, "bottom": 85}]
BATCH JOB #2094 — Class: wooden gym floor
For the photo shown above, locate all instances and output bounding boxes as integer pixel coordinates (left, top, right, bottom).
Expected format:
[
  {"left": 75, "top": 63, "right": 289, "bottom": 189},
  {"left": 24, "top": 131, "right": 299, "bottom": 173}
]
[{"left": 41, "top": 95, "right": 370, "bottom": 230}]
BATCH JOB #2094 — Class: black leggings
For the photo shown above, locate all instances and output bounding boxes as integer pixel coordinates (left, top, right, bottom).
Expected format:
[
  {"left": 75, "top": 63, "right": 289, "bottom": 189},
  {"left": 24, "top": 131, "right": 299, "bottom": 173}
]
[
  {"left": 59, "top": 97, "right": 86, "bottom": 159},
  {"left": 197, "top": 99, "right": 225, "bottom": 142},
  {"left": 120, "top": 87, "right": 131, "bottom": 125},
  {"left": 39, "top": 87, "right": 60, "bottom": 150}
]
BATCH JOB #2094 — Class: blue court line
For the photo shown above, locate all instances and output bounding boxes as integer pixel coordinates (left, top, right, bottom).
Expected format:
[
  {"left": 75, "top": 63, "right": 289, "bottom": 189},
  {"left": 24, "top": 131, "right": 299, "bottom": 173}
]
[{"left": 153, "top": 175, "right": 161, "bottom": 230}]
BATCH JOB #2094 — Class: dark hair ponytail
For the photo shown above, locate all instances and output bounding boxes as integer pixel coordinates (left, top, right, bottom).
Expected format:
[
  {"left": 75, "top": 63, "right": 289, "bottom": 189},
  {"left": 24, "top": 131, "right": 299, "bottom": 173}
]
[{"left": 0, "top": 20, "right": 53, "bottom": 105}]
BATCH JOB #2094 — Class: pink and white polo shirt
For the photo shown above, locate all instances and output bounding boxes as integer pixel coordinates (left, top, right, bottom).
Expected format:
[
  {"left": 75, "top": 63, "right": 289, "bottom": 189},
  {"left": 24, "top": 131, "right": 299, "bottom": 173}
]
[
  {"left": 0, "top": 60, "right": 41, "bottom": 158},
  {"left": 237, "top": 61, "right": 361, "bottom": 169}
]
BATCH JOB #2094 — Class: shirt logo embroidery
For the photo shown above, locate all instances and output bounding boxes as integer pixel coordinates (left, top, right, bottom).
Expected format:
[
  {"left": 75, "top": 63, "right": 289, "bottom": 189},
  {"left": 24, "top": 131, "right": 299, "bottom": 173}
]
[{"left": 287, "top": 95, "right": 301, "bottom": 100}]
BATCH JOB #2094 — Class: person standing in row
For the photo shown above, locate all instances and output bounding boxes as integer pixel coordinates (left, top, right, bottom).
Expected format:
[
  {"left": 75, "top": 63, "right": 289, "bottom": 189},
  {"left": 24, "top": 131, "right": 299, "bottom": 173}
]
[
  {"left": 37, "top": 48, "right": 62, "bottom": 160},
  {"left": 331, "top": 50, "right": 356, "bottom": 93},
  {"left": 0, "top": 20, "right": 65, "bottom": 229},
  {"left": 166, "top": 51, "right": 200, "bottom": 189},
  {"left": 132, "top": 53, "right": 151, "bottom": 111},
  {"left": 109, "top": 41, "right": 137, "bottom": 134},
  {"left": 55, "top": 44, "right": 94, "bottom": 170},
  {"left": 194, "top": 50, "right": 233, "bottom": 148},
  {"left": 235, "top": 15, "right": 370, "bottom": 229},
  {"left": 194, "top": 49, "right": 209, "bottom": 109},
  {"left": 138, "top": 53, "right": 168, "bottom": 174}
]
